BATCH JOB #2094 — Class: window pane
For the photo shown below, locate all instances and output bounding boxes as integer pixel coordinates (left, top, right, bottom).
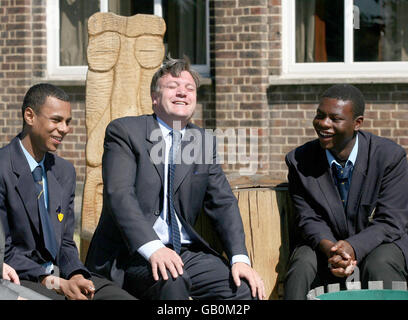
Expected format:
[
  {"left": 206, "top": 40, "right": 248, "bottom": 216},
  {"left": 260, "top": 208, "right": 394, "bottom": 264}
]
[
  {"left": 108, "top": 0, "right": 153, "bottom": 16},
  {"left": 354, "top": 0, "right": 408, "bottom": 62},
  {"left": 163, "top": 0, "right": 207, "bottom": 65},
  {"left": 60, "top": 0, "right": 100, "bottom": 66},
  {"left": 295, "top": 0, "right": 344, "bottom": 62},
  {"left": 108, "top": 0, "right": 207, "bottom": 66}
]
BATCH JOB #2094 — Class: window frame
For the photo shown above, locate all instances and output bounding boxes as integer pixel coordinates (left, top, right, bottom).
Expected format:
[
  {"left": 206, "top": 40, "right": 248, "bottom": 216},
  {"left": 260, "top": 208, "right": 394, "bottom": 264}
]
[
  {"left": 46, "top": 0, "right": 210, "bottom": 81},
  {"left": 281, "top": 0, "right": 408, "bottom": 80}
]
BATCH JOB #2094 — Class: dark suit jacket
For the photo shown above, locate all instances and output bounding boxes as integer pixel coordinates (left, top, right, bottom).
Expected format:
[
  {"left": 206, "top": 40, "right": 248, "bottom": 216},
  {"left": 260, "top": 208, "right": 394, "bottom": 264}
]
[
  {"left": 0, "top": 136, "right": 90, "bottom": 281},
  {"left": 286, "top": 130, "right": 408, "bottom": 266},
  {"left": 85, "top": 114, "right": 248, "bottom": 284}
]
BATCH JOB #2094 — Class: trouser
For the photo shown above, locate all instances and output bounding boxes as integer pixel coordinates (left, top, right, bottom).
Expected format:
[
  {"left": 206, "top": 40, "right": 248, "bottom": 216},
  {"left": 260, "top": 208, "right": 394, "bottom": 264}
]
[
  {"left": 20, "top": 274, "right": 136, "bottom": 300},
  {"left": 283, "top": 243, "right": 408, "bottom": 300},
  {"left": 123, "top": 244, "right": 255, "bottom": 300}
]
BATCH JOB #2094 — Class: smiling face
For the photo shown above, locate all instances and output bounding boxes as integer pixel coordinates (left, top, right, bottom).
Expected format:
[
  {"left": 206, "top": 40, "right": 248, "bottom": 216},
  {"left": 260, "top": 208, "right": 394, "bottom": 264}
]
[
  {"left": 152, "top": 70, "right": 197, "bottom": 129},
  {"left": 22, "top": 96, "right": 72, "bottom": 162},
  {"left": 313, "top": 97, "right": 363, "bottom": 160}
]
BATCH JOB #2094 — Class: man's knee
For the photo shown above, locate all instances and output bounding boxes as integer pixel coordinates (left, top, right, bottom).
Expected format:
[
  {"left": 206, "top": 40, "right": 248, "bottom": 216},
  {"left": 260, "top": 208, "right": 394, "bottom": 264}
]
[
  {"left": 360, "top": 243, "right": 407, "bottom": 286},
  {"left": 156, "top": 271, "right": 191, "bottom": 299},
  {"left": 288, "top": 245, "right": 318, "bottom": 275}
]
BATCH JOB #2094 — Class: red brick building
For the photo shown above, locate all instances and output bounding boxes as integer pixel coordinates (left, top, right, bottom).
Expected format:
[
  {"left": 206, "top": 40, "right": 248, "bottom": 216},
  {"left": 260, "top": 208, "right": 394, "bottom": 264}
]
[{"left": 1, "top": 0, "right": 408, "bottom": 191}]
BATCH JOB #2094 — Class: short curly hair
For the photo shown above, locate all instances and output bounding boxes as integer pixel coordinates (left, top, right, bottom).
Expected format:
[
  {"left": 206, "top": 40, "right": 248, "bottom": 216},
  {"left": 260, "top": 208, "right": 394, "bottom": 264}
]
[
  {"left": 150, "top": 55, "right": 200, "bottom": 94},
  {"left": 21, "top": 83, "right": 70, "bottom": 125},
  {"left": 320, "top": 84, "right": 365, "bottom": 118}
]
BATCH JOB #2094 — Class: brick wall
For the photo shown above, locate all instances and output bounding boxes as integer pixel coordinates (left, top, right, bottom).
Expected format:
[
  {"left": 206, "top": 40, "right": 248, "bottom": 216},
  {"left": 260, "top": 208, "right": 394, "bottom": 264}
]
[
  {"left": 0, "top": 0, "right": 38, "bottom": 143},
  {"left": 211, "top": 0, "right": 273, "bottom": 176},
  {"left": 1, "top": 0, "right": 408, "bottom": 189}
]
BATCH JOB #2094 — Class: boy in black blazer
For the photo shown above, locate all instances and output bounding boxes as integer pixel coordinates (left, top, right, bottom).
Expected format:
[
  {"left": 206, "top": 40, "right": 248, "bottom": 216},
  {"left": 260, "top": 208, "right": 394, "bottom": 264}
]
[
  {"left": 284, "top": 84, "right": 408, "bottom": 299},
  {"left": 0, "top": 83, "right": 135, "bottom": 300}
]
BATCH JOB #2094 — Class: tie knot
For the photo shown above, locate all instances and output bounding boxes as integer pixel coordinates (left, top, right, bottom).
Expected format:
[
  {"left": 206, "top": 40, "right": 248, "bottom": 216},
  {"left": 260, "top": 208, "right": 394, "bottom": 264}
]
[
  {"left": 332, "top": 163, "right": 352, "bottom": 180},
  {"left": 32, "top": 165, "right": 43, "bottom": 183}
]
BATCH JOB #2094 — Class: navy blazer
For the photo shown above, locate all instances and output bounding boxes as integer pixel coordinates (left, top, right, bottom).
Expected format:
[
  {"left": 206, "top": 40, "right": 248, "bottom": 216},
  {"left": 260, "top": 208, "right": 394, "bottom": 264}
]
[
  {"left": 85, "top": 114, "right": 248, "bottom": 284},
  {"left": 286, "top": 130, "right": 408, "bottom": 266},
  {"left": 0, "top": 136, "right": 90, "bottom": 281}
]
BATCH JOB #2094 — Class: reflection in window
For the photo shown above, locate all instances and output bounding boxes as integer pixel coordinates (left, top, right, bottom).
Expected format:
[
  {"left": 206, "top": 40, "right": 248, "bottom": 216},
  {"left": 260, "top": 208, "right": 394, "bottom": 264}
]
[
  {"left": 59, "top": 0, "right": 207, "bottom": 67},
  {"left": 295, "top": 0, "right": 344, "bottom": 63},
  {"left": 163, "top": 0, "right": 207, "bottom": 65},
  {"left": 354, "top": 0, "right": 408, "bottom": 62},
  {"left": 60, "top": 0, "right": 99, "bottom": 66},
  {"left": 108, "top": 0, "right": 153, "bottom": 16}
]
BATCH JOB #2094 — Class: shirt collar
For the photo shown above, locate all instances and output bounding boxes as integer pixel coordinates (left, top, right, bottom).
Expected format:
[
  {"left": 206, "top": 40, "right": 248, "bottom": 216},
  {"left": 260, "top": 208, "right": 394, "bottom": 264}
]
[
  {"left": 19, "top": 139, "right": 45, "bottom": 172},
  {"left": 156, "top": 116, "right": 186, "bottom": 139},
  {"left": 326, "top": 134, "right": 359, "bottom": 168}
]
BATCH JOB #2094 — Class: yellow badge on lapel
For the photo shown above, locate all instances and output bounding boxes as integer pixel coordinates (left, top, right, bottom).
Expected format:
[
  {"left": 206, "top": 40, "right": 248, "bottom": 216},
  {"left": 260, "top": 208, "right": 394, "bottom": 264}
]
[{"left": 57, "top": 206, "right": 63, "bottom": 222}]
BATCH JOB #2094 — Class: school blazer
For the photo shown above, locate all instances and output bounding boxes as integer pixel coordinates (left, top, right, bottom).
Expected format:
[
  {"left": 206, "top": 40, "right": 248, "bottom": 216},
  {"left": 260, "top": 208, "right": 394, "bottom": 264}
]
[
  {"left": 0, "top": 136, "right": 89, "bottom": 281},
  {"left": 286, "top": 130, "right": 408, "bottom": 266}
]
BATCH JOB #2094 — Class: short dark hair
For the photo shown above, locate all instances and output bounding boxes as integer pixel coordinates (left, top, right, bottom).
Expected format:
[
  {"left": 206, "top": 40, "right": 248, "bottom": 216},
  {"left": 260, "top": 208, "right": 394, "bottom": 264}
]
[
  {"left": 150, "top": 56, "right": 200, "bottom": 94},
  {"left": 320, "top": 84, "right": 365, "bottom": 118},
  {"left": 22, "top": 83, "right": 70, "bottom": 120}
]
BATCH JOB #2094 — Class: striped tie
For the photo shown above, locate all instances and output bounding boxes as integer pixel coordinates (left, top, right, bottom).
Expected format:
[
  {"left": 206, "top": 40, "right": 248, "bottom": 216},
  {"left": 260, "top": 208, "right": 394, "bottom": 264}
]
[
  {"left": 168, "top": 130, "right": 182, "bottom": 254},
  {"left": 332, "top": 163, "right": 353, "bottom": 208},
  {"left": 32, "top": 166, "right": 58, "bottom": 260}
]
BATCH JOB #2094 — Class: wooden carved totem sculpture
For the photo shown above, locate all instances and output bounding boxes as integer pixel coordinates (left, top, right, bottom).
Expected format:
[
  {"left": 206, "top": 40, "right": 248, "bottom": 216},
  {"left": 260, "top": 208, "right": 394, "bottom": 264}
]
[{"left": 81, "top": 12, "right": 165, "bottom": 256}]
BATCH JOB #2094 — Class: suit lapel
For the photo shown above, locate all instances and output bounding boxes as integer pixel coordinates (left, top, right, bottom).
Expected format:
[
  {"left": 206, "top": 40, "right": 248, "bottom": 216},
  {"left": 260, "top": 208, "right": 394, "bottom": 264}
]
[
  {"left": 146, "top": 115, "right": 165, "bottom": 183},
  {"left": 44, "top": 154, "right": 62, "bottom": 249},
  {"left": 11, "top": 137, "right": 41, "bottom": 236},
  {"left": 345, "top": 132, "right": 368, "bottom": 235},
  {"left": 315, "top": 145, "right": 349, "bottom": 238}
]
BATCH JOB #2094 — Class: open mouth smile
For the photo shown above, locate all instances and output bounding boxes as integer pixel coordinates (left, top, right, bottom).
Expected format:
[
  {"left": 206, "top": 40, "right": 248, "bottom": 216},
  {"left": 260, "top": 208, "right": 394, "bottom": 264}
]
[
  {"left": 317, "top": 131, "right": 335, "bottom": 139},
  {"left": 51, "top": 136, "right": 63, "bottom": 143}
]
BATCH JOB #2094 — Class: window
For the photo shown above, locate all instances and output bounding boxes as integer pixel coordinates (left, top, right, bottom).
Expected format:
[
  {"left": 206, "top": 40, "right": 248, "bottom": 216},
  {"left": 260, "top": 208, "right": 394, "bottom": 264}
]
[
  {"left": 281, "top": 0, "right": 408, "bottom": 80},
  {"left": 46, "top": 0, "right": 209, "bottom": 81}
]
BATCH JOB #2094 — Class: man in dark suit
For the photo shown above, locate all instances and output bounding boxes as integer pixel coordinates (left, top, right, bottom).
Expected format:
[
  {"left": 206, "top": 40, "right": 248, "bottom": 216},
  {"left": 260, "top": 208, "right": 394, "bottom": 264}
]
[
  {"left": 85, "top": 57, "right": 265, "bottom": 300},
  {"left": 284, "top": 84, "right": 408, "bottom": 299},
  {"left": 0, "top": 83, "right": 135, "bottom": 300}
]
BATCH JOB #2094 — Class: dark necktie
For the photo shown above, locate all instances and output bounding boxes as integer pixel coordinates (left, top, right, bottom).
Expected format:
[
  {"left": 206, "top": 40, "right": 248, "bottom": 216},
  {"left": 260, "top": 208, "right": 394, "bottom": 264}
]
[
  {"left": 332, "top": 163, "right": 353, "bottom": 208},
  {"left": 168, "top": 130, "right": 182, "bottom": 254},
  {"left": 32, "top": 166, "right": 58, "bottom": 260}
]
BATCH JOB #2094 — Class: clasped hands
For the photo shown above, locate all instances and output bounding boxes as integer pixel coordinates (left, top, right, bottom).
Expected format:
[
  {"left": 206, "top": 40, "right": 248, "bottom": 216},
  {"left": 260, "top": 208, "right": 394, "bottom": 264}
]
[{"left": 320, "top": 239, "right": 357, "bottom": 278}]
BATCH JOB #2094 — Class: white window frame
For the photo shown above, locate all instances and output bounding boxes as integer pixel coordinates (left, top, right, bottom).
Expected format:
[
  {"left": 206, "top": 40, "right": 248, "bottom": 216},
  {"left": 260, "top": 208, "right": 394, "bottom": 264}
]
[
  {"left": 46, "top": 0, "right": 210, "bottom": 81},
  {"left": 281, "top": 0, "right": 408, "bottom": 81}
]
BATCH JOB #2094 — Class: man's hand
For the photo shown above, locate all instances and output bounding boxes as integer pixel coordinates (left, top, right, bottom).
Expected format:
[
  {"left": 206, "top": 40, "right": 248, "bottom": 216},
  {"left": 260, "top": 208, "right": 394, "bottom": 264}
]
[
  {"left": 328, "top": 240, "right": 357, "bottom": 278},
  {"left": 231, "top": 262, "right": 266, "bottom": 300},
  {"left": 41, "top": 274, "right": 95, "bottom": 300},
  {"left": 2, "top": 263, "right": 20, "bottom": 284},
  {"left": 149, "top": 247, "right": 184, "bottom": 281}
]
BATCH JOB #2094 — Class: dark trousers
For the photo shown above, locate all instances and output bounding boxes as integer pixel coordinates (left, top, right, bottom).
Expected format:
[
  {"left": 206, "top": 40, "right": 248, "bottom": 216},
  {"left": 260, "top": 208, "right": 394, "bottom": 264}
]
[
  {"left": 20, "top": 274, "right": 136, "bottom": 300},
  {"left": 123, "top": 245, "right": 255, "bottom": 300},
  {"left": 284, "top": 243, "right": 408, "bottom": 300}
]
